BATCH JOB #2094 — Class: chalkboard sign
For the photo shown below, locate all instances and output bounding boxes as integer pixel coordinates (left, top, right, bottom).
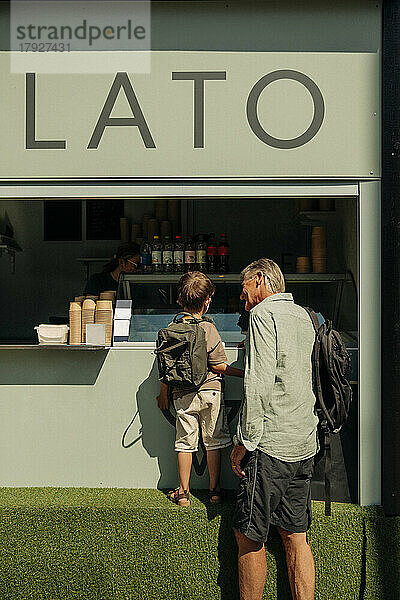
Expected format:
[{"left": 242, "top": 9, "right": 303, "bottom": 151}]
[
  {"left": 86, "top": 200, "right": 124, "bottom": 240},
  {"left": 44, "top": 200, "right": 82, "bottom": 241}
]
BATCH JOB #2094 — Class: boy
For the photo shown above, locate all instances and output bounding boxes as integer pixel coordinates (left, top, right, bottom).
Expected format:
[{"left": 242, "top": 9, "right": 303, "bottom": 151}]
[{"left": 156, "top": 271, "right": 244, "bottom": 507}]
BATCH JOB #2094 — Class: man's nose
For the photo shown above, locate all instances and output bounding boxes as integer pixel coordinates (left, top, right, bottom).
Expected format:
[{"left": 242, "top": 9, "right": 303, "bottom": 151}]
[{"left": 240, "top": 291, "right": 246, "bottom": 300}]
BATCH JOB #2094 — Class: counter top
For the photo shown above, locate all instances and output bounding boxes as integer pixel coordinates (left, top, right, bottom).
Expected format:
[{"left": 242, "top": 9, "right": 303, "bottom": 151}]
[
  {"left": 0, "top": 345, "right": 108, "bottom": 350},
  {"left": 120, "top": 272, "right": 351, "bottom": 284}
]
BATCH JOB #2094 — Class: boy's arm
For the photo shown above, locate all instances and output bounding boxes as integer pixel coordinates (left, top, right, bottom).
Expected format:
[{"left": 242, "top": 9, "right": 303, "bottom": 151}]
[
  {"left": 156, "top": 382, "right": 169, "bottom": 410},
  {"left": 205, "top": 324, "right": 243, "bottom": 377},
  {"left": 210, "top": 363, "right": 244, "bottom": 378}
]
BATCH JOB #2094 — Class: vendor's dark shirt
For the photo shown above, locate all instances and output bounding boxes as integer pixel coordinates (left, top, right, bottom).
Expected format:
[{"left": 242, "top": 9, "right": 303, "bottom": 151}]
[{"left": 83, "top": 271, "right": 118, "bottom": 297}]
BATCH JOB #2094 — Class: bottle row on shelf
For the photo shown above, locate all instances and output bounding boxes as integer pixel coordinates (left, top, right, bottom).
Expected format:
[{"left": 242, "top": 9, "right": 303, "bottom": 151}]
[{"left": 140, "top": 233, "right": 230, "bottom": 274}]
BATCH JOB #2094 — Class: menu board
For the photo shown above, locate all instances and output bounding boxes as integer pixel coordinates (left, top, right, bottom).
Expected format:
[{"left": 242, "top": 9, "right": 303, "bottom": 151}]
[{"left": 86, "top": 200, "right": 124, "bottom": 240}]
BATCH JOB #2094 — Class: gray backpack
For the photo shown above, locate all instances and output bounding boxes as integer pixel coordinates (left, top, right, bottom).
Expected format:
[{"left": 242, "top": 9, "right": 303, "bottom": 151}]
[{"left": 155, "top": 312, "right": 210, "bottom": 389}]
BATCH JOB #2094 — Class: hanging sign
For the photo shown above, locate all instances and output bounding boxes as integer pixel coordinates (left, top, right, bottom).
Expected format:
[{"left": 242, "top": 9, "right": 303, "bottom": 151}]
[{"left": 0, "top": 51, "right": 380, "bottom": 178}]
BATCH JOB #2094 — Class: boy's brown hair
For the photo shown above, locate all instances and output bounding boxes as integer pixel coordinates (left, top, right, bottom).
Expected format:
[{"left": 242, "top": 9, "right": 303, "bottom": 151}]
[{"left": 177, "top": 271, "right": 215, "bottom": 312}]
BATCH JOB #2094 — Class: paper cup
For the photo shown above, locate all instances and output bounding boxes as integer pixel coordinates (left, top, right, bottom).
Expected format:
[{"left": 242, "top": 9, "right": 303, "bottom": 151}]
[
  {"left": 96, "top": 300, "right": 113, "bottom": 310},
  {"left": 311, "top": 249, "right": 327, "bottom": 258},
  {"left": 156, "top": 199, "right": 168, "bottom": 222},
  {"left": 120, "top": 217, "right": 130, "bottom": 242},
  {"left": 83, "top": 299, "right": 96, "bottom": 310},
  {"left": 69, "top": 302, "right": 82, "bottom": 312},
  {"left": 147, "top": 219, "right": 159, "bottom": 242},
  {"left": 296, "top": 256, "right": 311, "bottom": 273},
  {"left": 142, "top": 214, "right": 153, "bottom": 239},
  {"left": 319, "top": 198, "right": 335, "bottom": 211},
  {"left": 312, "top": 259, "right": 327, "bottom": 273},
  {"left": 299, "top": 198, "right": 314, "bottom": 211},
  {"left": 131, "top": 222, "right": 142, "bottom": 241}
]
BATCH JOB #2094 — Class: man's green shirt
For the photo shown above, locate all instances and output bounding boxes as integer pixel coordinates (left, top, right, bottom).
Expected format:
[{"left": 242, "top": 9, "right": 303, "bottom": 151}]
[{"left": 236, "top": 293, "right": 319, "bottom": 462}]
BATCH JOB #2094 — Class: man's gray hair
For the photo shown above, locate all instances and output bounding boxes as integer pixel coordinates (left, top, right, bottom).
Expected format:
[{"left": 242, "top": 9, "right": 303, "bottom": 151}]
[{"left": 240, "top": 258, "right": 285, "bottom": 294}]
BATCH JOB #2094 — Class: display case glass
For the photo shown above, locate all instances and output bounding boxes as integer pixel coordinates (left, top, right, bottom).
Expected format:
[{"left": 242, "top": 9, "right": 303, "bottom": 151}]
[
  {"left": 117, "top": 274, "right": 244, "bottom": 344},
  {"left": 116, "top": 273, "right": 358, "bottom": 369}
]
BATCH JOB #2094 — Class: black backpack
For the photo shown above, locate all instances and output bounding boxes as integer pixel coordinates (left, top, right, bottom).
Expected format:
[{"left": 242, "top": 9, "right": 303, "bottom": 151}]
[
  {"left": 303, "top": 307, "right": 353, "bottom": 515},
  {"left": 155, "top": 312, "right": 209, "bottom": 389}
]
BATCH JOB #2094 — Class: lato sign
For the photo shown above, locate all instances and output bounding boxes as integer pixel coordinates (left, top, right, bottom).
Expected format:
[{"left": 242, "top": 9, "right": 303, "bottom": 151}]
[{"left": 25, "top": 69, "right": 325, "bottom": 151}]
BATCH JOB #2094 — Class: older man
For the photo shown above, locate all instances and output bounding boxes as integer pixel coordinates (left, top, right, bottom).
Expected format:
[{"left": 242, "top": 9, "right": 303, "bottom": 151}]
[{"left": 231, "top": 258, "right": 318, "bottom": 600}]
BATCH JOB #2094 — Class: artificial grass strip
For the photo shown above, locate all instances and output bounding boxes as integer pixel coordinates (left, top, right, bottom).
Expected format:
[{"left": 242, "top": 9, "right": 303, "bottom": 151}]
[
  {"left": 0, "top": 489, "right": 397, "bottom": 600},
  {"left": 309, "top": 502, "right": 364, "bottom": 598}
]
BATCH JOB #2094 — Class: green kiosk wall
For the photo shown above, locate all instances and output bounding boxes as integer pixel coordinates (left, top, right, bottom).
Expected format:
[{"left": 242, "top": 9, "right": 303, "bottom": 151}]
[{"left": 0, "top": 2, "right": 388, "bottom": 599}]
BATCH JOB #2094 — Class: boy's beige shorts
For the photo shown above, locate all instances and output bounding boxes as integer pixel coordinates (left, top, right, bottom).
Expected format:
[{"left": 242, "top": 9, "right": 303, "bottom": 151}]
[{"left": 173, "top": 390, "right": 232, "bottom": 452}]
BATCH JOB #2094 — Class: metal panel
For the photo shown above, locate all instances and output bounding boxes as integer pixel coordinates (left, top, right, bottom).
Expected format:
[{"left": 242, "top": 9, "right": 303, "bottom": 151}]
[
  {"left": 382, "top": 0, "right": 400, "bottom": 516},
  {"left": 359, "top": 180, "right": 381, "bottom": 506},
  {"left": 0, "top": 183, "right": 359, "bottom": 199}
]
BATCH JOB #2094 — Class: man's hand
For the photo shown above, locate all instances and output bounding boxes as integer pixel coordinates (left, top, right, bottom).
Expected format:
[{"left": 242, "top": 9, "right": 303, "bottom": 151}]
[
  {"left": 230, "top": 445, "right": 247, "bottom": 478},
  {"left": 157, "top": 383, "right": 169, "bottom": 410},
  {"left": 157, "top": 393, "right": 169, "bottom": 410}
]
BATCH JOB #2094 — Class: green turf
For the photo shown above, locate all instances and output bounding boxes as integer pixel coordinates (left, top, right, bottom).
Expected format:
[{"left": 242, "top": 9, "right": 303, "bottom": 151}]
[{"left": 0, "top": 489, "right": 397, "bottom": 600}]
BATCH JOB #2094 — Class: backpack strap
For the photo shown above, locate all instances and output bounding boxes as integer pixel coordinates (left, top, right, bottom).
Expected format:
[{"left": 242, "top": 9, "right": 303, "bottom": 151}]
[
  {"left": 321, "top": 424, "right": 332, "bottom": 516},
  {"left": 304, "top": 305, "right": 332, "bottom": 516},
  {"left": 173, "top": 311, "right": 196, "bottom": 323},
  {"left": 303, "top": 306, "right": 320, "bottom": 333},
  {"left": 154, "top": 340, "right": 187, "bottom": 355},
  {"left": 173, "top": 312, "right": 210, "bottom": 325}
]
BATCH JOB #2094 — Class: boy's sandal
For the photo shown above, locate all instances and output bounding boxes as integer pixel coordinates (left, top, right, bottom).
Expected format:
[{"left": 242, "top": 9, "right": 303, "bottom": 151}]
[
  {"left": 209, "top": 489, "right": 223, "bottom": 504},
  {"left": 167, "top": 488, "right": 190, "bottom": 507}
]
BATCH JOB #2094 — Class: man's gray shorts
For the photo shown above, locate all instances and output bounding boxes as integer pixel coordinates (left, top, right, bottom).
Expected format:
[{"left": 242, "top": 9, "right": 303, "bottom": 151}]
[{"left": 232, "top": 449, "right": 315, "bottom": 543}]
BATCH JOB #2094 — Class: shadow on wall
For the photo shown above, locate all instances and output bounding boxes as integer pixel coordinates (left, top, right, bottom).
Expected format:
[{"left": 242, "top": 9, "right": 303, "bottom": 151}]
[
  {"left": 0, "top": 349, "right": 109, "bottom": 385},
  {"left": 122, "top": 360, "right": 177, "bottom": 489},
  {"left": 122, "top": 357, "right": 244, "bottom": 491}
]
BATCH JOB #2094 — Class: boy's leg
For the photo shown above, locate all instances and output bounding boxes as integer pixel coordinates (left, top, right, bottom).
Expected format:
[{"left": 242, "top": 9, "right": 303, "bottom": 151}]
[
  {"left": 199, "top": 390, "right": 231, "bottom": 493},
  {"left": 177, "top": 451, "right": 193, "bottom": 492},
  {"left": 174, "top": 390, "right": 199, "bottom": 495},
  {"left": 207, "top": 448, "right": 221, "bottom": 491}
]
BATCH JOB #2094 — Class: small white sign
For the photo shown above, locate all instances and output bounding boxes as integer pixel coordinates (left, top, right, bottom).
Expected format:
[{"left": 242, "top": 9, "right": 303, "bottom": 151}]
[
  {"left": 86, "top": 323, "right": 106, "bottom": 346},
  {"left": 113, "top": 320, "right": 131, "bottom": 338}
]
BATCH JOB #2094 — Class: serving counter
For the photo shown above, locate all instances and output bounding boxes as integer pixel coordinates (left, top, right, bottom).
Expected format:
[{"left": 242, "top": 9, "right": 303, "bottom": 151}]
[
  {"left": 0, "top": 344, "right": 243, "bottom": 490},
  {"left": 0, "top": 271, "right": 358, "bottom": 499}
]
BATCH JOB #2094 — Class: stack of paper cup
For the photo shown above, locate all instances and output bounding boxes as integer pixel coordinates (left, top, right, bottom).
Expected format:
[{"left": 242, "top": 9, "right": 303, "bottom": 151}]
[
  {"left": 319, "top": 198, "right": 335, "bottom": 211},
  {"left": 142, "top": 214, "right": 153, "bottom": 240},
  {"left": 85, "top": 295, "right": 98, "bottom": 301},
  {"left": 156, "top": 199, "right": 168, "bottom": 222},
  {"left": 296, "top": 256, "right": 311, "bottom": 273},
  {"left": 95, "top": 300, "right": 113, "bottom": 346},
  {"left": 82, "top": 299, "right": 96, "bottom": 343},
  {"left": 120, "top": 217, "right": 130, "bottom": 242},
  {"left": 147, "top": 219, "right": 159, "bottom": 242},
  {"left": 74, "top": 296, "right": 85, "bottom": 304},
  {"left": 100, "top": 290, "right": 116, "bottom": 304},
  {"left": 168, "top": 199, "right": 180, "bottom": 237},
  {"left": 161, "top": 220, "right": 172, "bottom": 240},
  {"left": 69, "top": 302, "right": 82, "bottom": 345},
  {"left": 312, "top": 226, "right": 327, "bottom": 273},
  {"left": 131, "top": 222, "right": 141, "bottom": 242},
  {"left": 299, "top": 198, "right": 314, "bottom": 211}
]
